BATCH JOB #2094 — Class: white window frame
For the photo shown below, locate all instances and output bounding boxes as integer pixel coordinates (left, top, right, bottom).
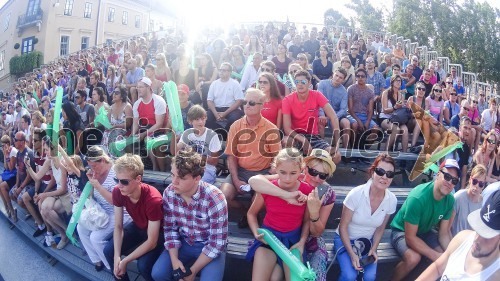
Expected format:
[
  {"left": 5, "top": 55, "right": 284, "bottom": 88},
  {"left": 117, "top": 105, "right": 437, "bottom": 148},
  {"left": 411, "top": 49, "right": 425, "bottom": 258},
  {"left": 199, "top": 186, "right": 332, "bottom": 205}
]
[
  {"left": 84, "top": 2, "right": 92, "bottom": 19},
  {"left": 64, "top": 0, "right": 74, "bottom": 16},
  {"left": 122, "top": 11, "right": 128, "bottom": 25},
  {"left": 0, "top": 50, "right": 5, "bottom": 71},
  {"left": 81, "top": 37, "right": 89, "bottom": 50},
  {"left": 4, "top": 13, "right": 11, "bottom": 31},
  {"left": 60, "top": 35, "right": 70, "bottom": 56}
]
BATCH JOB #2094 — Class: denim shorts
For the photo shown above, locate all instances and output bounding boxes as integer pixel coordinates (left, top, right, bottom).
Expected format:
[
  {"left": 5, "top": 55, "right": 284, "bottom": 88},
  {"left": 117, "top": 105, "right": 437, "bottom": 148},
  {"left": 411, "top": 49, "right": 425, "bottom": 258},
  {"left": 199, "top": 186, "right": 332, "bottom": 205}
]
[{"left": 347, "top": 113, "right": 377, "bottom": 129}]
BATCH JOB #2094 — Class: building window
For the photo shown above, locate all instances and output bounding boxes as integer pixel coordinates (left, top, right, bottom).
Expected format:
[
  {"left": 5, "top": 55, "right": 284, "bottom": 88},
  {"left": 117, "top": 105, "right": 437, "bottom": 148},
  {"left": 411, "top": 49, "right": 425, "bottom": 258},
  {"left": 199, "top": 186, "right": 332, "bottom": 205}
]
[
  {"left": 4, "top": 13, "right": 10, "bottom": 31},
  {"left": 22, "top": 36, "right": 35, "bottom": 54},
  {"left": 81, "top": 37, "right": 89, "bottom": 50},
  {"left": 108, "top": 7, "right": 115, "bottom": 22},
  {"left": 84, "top": 2, "right": 92, "bottom": 18},
  {"left": 26, "top": 0, "right": 41, "bottom": 16},
  {"left": 64, "top": 0, "right": 74, "bottom": 16},
  {"left": 0, "top": 50, "right": 5, "bottom": 71},
  {"left": 135, "top": 15, "right": 141, "bottom": 28},
  {"left": 122, "top": 11, "right": 128, "bottom": 25},
  {"left": 60, "top": 35, "right": 69, "bottom": 56}
]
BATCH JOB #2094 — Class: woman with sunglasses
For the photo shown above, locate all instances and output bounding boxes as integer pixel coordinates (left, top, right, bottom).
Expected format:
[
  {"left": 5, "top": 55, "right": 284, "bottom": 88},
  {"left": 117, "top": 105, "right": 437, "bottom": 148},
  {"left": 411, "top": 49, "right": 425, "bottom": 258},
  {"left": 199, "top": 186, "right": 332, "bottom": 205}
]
[
  {"left": 450, "top": 164, "right": 486, "bottom": 236},
  {"left": 380, "top": 74, "right": 409, "bottom": 152},
  {"left": 335, "top": 154, "right": 397, "bottom": 281},
  {"left": 425, "top": 84, "right": 445, "bottom": 124},
  {"left": 248, "top": 149, "right": 337, "bottom": 281},
  {"left": 339, "top": 56, "right": 355, "bottom": 88},
  {"left": 78, "top": 146, "right": 130, "bottom": 271},
  {"left": 258, "top": 72, "right": 282, "bottom": 128},
  {"left": 101, "top": 86, "right": 133, "bottom": 158},
  {"left": 472, "top": 131, "right": 498, "bottom": 183}
]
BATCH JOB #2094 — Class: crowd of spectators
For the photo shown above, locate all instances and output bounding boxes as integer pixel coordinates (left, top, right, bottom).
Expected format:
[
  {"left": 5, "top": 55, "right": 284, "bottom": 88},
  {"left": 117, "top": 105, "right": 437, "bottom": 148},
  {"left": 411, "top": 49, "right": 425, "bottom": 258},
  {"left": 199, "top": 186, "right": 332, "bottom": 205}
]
[{"left": 0, "top": 22, "right": 498, "bottom": 281}]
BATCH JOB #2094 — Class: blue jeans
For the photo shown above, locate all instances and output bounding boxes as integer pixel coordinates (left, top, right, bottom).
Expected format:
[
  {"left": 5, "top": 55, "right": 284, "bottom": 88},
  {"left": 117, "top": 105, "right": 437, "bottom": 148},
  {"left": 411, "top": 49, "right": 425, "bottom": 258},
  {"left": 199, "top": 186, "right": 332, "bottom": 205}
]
[
  {"left": 333, "top": 233, "right": 377, "bottom": 281},
  {"left": 103, "top": 222, "right": 163, "bottom": 281},
  {"left": 151, "top": 239, "right": 226, "bottom": 281}
]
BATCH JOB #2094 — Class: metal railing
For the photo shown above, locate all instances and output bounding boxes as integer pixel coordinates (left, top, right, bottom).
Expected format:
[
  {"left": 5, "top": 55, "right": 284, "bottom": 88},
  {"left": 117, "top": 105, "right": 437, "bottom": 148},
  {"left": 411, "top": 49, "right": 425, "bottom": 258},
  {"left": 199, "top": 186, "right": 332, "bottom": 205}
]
[{"left": 17, "top": 9, "right": 43, "bottom": 29}]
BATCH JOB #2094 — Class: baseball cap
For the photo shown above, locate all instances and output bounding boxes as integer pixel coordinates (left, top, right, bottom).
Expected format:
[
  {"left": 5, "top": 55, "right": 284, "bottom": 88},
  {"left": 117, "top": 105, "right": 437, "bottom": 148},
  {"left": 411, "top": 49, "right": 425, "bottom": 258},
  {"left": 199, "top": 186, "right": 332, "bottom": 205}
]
[
  {"left": 304, "top": 149, "right": 336, "bottom": 175},
  {"left": 468, "top": 190, "right": 500, "bottom": 238},
  {"left": 140, "top": 77, "right": 152, "bottom": 87},
  {"left": 177, "top": 84, "right": 189, "bottom": 94},
  {"left": 439, "top": 159, "right": 461, "bottom": 177}
]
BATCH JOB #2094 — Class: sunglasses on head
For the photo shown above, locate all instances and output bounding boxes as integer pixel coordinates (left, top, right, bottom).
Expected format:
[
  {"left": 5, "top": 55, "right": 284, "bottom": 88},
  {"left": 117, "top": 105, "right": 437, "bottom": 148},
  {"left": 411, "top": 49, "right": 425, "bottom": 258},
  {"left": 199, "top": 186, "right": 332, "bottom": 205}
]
[
  {"left": 307, "top": 167, "right": 328, "bottom": 180},
  {"left": 114, "top": 177, "right": 131, "bottom": 186},
  {"left": 472, "top": 178, "right": 486, "bottom": 188},
  {"left": 294, "top": 79, "right": 308, "bottom": 85},
  {"left": 242, "top": 100, "right": 263, "bottom": 106},
  {"left": 440, "top": 170, "right": 459, "bottom": 185},
  {"left": 374, "top": 167, "right": 395, "bottom": 179}
]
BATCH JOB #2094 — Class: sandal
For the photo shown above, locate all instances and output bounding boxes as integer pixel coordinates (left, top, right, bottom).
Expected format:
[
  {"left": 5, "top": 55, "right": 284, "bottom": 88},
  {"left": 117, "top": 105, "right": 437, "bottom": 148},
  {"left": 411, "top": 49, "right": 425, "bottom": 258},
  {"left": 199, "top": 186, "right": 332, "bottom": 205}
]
[{"left": 57, "top": 237, "right": 69, "bottom": 250}]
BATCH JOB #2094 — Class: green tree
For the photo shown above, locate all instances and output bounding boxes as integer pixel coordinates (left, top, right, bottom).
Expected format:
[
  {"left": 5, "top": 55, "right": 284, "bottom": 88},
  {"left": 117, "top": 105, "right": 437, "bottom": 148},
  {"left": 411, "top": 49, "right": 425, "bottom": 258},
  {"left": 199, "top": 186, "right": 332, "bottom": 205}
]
[
  {"left": 345, "top": 0, "right": 385, "bottom": 32},
  {"left": 323, "top": 8, "right": 350, "bottom": 27}
]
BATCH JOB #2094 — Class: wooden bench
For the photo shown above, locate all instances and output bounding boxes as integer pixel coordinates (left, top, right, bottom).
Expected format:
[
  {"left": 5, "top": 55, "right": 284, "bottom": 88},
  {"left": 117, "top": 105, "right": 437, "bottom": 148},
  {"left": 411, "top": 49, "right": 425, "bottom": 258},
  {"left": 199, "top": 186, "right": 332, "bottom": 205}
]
[{"left": 226, "top": 222, "right": 400, "bottom": 264}]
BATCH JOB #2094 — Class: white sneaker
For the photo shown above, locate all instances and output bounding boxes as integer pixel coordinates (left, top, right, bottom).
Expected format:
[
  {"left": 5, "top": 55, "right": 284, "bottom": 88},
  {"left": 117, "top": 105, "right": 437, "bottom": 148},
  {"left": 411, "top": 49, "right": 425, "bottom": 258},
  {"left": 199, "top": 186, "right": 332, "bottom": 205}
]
[{"left": 45, "top": 234, "right": 56, "bottom": 248}]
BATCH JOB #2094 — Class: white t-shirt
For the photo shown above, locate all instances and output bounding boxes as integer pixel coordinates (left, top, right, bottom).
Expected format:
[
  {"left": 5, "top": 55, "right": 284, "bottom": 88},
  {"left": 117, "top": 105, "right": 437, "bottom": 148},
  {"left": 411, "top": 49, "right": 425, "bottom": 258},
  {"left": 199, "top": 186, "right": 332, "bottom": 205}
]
[
  {"left": 8, "top": 146, "right": 18, "bottom": 159},
  {"left": 5, "top": 114, "right": 15, "bottom": 125},
  {"left": 179, "top": 128, "right": 221, "bottom": 173},
  {"left": 340, "top": 180, "right": 397, "bottom": 240},
  {"left": 207, "top": 78, "right": 244, "bottom": 108},
  {"left": 480, "top": 109, "right": 497, "bottom": 132}
]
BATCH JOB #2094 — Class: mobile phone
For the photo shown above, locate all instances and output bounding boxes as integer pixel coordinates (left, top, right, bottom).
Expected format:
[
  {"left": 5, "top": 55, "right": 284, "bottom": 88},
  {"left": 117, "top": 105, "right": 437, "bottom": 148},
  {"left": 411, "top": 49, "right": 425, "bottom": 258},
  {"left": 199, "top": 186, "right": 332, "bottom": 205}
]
[
  {"left": 360, "top": 255, "right": 375, "bottom": 267},
  {"left": 173, "top": 267, "right": 192, "bottom": 281},
  {"left": 317, "top": 184, "right": 330, "bottom": 199}
]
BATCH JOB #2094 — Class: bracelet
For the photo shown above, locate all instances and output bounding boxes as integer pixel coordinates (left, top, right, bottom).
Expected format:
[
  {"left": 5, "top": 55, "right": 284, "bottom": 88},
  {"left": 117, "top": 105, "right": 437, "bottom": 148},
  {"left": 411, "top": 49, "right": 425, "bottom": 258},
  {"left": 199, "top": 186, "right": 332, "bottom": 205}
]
[{"left": 310, "top": 217, "right": 320, "bottom": 222}]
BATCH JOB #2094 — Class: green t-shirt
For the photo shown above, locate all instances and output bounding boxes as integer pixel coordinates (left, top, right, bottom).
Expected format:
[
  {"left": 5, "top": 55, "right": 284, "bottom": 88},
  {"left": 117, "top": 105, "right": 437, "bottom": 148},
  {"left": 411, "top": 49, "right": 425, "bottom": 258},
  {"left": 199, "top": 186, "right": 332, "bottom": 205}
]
[{"left": 390, "top": 181, "right": 455, "bottom": 234}]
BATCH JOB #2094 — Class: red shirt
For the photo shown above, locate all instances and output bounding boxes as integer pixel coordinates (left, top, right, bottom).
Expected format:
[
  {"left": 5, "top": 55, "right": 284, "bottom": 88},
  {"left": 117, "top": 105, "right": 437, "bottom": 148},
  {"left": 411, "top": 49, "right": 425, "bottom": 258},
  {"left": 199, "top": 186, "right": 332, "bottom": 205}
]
[
  {"left": 262, "top": 180, "right": 314, "bottom": 232},
  {"left": 261, "top": 99, "right": 282, "bottom": 126},
  {"left": 282, "top": 90, "right": 328, "bottom": 135},
  {"left": 112, "top": 183, "right": 163, "bottom": 230}
]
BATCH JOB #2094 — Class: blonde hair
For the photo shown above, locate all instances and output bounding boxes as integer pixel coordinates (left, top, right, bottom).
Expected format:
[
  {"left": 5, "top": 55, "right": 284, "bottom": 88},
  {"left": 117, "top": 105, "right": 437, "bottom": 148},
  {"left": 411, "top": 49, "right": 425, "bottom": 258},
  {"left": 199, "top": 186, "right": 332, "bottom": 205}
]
[
  {"left": 69, "top": 155, "right": 85, "bottom": 171},
  {"left": 306, "top": 158, "right": 334, "bottom": 176},
  {"left": 470, "top": 164, "right": 487, "bottom": 180},
  {"left": 272, "top": 148, "right": 303, "bottom": 170},
  {"left": 114, "top": 153, "right": 144, "bottom": 178}
]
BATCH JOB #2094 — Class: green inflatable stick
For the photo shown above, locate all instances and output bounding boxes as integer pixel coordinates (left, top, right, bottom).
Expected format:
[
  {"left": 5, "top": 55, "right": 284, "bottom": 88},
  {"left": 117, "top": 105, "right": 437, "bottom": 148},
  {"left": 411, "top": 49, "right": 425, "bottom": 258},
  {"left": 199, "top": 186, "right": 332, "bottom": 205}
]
[
  {"left": 288, "top": 73, "right": 296, "bottom": 89},
  {"left": 423, "top": 141, "right": 463, "bottom": 174},
  {"left": 66, "top": 131, "right": 74, "bottom": 156},
  {"left": 109, "top": 135, "right": 139, "bottom": 156},
  {"left": 66, "top": 183, "right": 93, "bottom": 246},
  {"left": 20, "top": 96, "right": 28, "bottom": 109},
  {"left": 94, "top": 106, "right": 112, "bottom": 129},
  {"left": 162, "top": 81, "right": 184, "bottom": 135},
  {"left": 146, "top": 133, "right": 171, "bottom": 151},
  {"left": 33, "top": 90, "right": 41, "bottom": 104},
  {"left": 257, "top": 228, "right": 316, "bottom": 281},
  {"left": 52, "top": 87, "right": 64, "bottom": 155}
]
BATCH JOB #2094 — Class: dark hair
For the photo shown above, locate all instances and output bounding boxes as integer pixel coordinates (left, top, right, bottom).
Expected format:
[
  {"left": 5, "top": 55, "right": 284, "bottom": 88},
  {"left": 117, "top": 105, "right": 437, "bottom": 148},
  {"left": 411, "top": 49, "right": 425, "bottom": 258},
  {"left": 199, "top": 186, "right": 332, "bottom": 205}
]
[
  {"left": 335, "top": 67, "right": 348, "bottom": 79},
  {"left": 21, "top": 114, "right": 31, "bottom": 126},
  {"left": 368, "top": 153, "right": 395, "bottom": 176},
  {"left": 61, "top": 101, "right": 83, "bottom": 126},
  {"left": 93, "top": 87, "right": 105, "bottom": 103},
  {"left": 388, "top": 74, "right": 402, "bottom": 106},
  {"left": 392, "top": 64, "right": 401, "bottom": 70},
  {"left": 259, "top": 72, "right": 281, "bottom": 100},
  {"left": 173, "top": 148, "right": 205, "bottom": 178},
  {"left": 430, "top": 84, "right": 443, "bottom": 101},
  {"left": 77, "top": 89, "right": 87, "bottom": 100},
  {"left": 115, "top": 86, "right": 128, "bottom": 103},
  {"left": 355, "top": 68, "right": 367, "bottom": 76}
]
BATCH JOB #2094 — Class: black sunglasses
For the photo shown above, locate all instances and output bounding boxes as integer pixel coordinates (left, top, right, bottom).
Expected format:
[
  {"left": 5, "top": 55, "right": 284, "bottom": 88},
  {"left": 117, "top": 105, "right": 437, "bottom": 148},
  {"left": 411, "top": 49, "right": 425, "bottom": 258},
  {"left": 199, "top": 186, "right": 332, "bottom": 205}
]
[
  {"left": 472, "top": 178, "right": 486, "bottom": 188},
  {"left": 433, "top": 89, "right": 442, "bottom": 93},
  {"left": 374, "top": 167, "right": 395, "bottom": 179},
  {"left": 446, "top": 82, "right": 453, "bottom": 84},
  {"left": 416, "top": 87, "right": 426, "bottom": 91},
  {"left": 307, "top": 167, "right": 328, "bottom": 180},
  {"left": 440, "top": 170, "right": 459, "bottom": 185},
  {"left": 487, "top": 138, "right": 496, "bottom": 145},
  {"left": 113, "top": 177, "right": 131, "bottom": 186},
  {"left": 242, "top": 100, "right": 263, "bottom": 106},
  {"left": 450, "top": 93, "right": 457, "bottom": 96}
]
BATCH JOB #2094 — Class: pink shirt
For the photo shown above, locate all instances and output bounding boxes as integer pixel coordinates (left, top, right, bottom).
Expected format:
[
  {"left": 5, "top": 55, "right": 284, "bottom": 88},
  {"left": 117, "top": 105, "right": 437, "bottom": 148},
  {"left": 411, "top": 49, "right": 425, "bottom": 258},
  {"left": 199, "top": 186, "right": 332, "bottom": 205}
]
[
  {"left": 262, "top": 180, "right": 314, "bottom": 232},
  {"left": 282, "top": 90, "right": 328, "bottom": 135}
]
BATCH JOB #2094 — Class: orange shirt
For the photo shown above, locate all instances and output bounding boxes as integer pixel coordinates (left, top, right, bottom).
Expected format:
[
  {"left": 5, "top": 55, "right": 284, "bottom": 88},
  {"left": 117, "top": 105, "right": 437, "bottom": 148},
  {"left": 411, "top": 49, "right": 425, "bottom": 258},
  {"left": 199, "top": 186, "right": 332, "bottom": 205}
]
[{"left": 225, "top": 116, "right": 281, "bottom": 171}]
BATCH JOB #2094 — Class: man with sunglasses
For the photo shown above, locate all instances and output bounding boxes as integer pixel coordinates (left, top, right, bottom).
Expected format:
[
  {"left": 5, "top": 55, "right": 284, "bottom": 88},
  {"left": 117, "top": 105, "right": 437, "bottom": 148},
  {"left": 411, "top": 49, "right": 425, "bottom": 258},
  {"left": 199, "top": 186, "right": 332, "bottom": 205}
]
[
  {"left": 282, "top": 70, "right": 341, "bottom": 163},
  {"left": 390, "top": 159, "right": 458, "bottom": 281},
  {"left": 450, "top": 99, "right": 471, "bottom": 130},
  {"left": 443, "top": 89, "right": 460, "bottom": 126},
  {"left": 221, "top": 89, "right": 281, "bottom": 228},
  {"left": 74, "top": 89, "right": 95, "bottom": 128},
  {"left": 206, "top": 62, "right": 244, "bottom": 133},
  {"left": 104, "top": 153, "right": 164, "bottom": 281},
  {"left": 419, "top": 69, "right": 434, "bottom": 97}
]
